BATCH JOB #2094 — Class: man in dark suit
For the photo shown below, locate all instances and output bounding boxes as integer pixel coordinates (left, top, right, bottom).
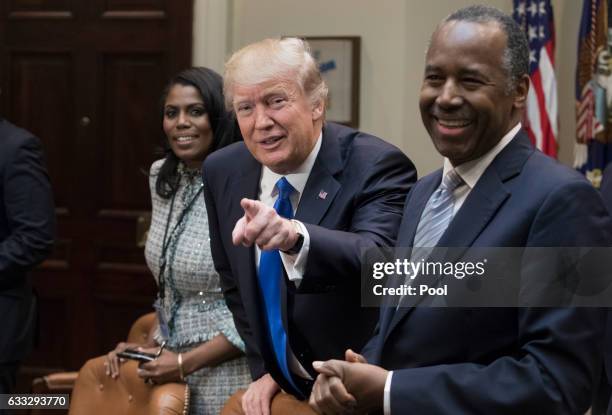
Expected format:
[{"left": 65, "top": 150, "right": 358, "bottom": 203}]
[
  {"left": 203, "top": 38, "right": 416, "bottom": 415},
  {"left": 0, "top": 118, "right": 55, "bottom": 395},
  {"left": 309, "top": 6, "right": 611, "bottom": 414}
]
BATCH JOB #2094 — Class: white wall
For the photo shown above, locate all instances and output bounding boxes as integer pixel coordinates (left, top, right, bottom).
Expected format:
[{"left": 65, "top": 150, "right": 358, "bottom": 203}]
[{"left": 193, "top": 0, "right": 580, "bottom": 176}]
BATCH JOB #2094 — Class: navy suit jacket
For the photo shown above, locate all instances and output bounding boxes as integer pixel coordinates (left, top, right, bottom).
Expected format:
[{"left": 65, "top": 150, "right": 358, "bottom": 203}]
[
  {"left": 203, "top": 122, "right": 416, "bottom": 397},
  {"left": 362, "top": 130, "right": 612, "bottom": 414},
  {"left": 0, "top": 118, "right": 55, "bottom": 364},
  {"left": 601, "top": 164, "right": 612, "bottom": 212},
  {"left": 598, "top": 164, "right": 612, "bottom": 415}
]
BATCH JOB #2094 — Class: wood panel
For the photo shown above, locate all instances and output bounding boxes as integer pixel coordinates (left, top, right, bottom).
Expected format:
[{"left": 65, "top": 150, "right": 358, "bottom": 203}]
[
  {"left": 9, "top": 52, "right": 75, "bottom": 212},
  {"left": 98, "top": 53, "right": 164, "bottom": 211},
  {"left": 9, "top": 0, "right": 72, "bottom": 12},
  {"left": 103, "top": 0, "right": 164, "bottom": 13},
  {"left": 8, "top": 0, "right": 74, "bottom": 19},
  {"left": 29, "top": 294, "right": 72, "bottom": 368},
  {"left": 0, "top": 0, "right": 193, "bottom": 385}
]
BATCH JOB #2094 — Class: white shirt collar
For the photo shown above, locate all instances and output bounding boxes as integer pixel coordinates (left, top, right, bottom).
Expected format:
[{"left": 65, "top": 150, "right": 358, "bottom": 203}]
[
  {"left": 260, "top": 132, "right": 323, "bottom": 203},
  {"left": 442, "top": 122, "right": 521, "bottom": 190}
]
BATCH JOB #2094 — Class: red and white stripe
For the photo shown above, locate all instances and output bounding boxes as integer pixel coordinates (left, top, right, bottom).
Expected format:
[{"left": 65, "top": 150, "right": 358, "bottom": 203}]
[{"left": 526, "top": 42, "right": 557, "bottom": 157}]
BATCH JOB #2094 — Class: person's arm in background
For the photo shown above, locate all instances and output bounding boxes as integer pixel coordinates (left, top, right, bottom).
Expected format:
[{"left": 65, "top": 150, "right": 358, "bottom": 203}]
[{"left": 0, "top": 133, "right": 55, "bottom": 288}]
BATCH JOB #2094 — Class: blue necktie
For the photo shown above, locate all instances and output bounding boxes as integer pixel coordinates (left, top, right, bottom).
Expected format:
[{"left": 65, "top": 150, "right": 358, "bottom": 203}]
[{"left": 257, "top": 177, "right": 300, "bottom": 393}]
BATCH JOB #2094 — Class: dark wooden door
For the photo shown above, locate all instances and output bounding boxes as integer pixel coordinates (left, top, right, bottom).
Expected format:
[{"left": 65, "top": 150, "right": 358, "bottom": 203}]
[{"left": 0, "top": 0, "right": 193, "bottom": 380}]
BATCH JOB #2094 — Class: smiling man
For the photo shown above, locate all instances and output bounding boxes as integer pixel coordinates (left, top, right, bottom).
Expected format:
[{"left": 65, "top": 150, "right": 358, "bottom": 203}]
[
  {"left": 309, "top": 5, "right": 612, "bottom": 415},
  {"left": 202, "top": 38, "right": 416, "bottom": 415}
]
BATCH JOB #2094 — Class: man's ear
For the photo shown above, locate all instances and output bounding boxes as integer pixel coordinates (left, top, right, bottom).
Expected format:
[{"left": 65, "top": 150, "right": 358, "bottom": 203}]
[
  {"left": 513, "top": 74, "right": 530, "bottom": 109},
  {"left": 312, "top": 99, "right": 325, "bottom": 121}
]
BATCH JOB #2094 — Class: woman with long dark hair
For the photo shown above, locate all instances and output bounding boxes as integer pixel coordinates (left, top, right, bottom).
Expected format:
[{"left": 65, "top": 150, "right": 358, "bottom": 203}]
[{"left": 106, "top": 67, "right": 250, "bottom": 414}]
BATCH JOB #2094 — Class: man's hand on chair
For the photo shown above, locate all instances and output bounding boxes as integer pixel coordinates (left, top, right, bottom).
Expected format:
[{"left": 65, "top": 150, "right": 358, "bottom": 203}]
[{"left": 241, "top": 373, "right": 281, "bottom": 415}]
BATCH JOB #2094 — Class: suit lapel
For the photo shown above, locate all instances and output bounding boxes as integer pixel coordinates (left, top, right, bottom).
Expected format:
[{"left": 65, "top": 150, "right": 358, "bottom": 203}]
[
  {"left": 233, "top": 156, "right": 261, "bottom": 273},
  {"left": 441, "top": 131, "right": 533, "bottom": 254},
  {"left": 398, "top": 171, "right": 442, "bottom": 247},
  {"left": 381, "top": 173, "right": 440, "bottom": 297},
  {"left": 437, "top": 169, "right": 509, "bottom": 256},
  {"left": 229, "top": 155, "right": 264, "bottom": 341},
  {"left": 295, "top": 125, "right": 342, "bottom": 224},
  {"left": 382, "top": 172, "right": 441, "bottom": 341}
]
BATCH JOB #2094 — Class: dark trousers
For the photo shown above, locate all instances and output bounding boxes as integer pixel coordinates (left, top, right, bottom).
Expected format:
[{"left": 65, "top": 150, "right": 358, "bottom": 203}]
[
  {"left": 592, "top": 367, "right": 612, "bottom": 415},
  {"left": 0, "top": 363, "right": 17, "bottom": 393},
  {"left": 0, "top": 364, "right": 17, "bottom": 415}
]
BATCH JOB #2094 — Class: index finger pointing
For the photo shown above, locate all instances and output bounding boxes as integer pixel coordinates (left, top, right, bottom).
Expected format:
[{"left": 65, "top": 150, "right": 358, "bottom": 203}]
[{"left": 240, "top": 198, "right": 262, "bottom": 220}]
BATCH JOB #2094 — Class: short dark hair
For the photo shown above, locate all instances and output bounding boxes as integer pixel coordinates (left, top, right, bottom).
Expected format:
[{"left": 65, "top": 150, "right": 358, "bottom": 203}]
[
  {"left": 444, "top": 4, "right": 529, "bottom": 92},
  {"left": 156, "top": 67, "right": 241, "bottom": 198}
]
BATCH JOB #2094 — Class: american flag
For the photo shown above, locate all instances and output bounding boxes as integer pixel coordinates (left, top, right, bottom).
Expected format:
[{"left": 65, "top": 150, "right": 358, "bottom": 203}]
[
  {"left": 513, "top": 0, "right": 558, "bottom": 158},
  {"left": 574, "top": 0, "right": 611, "bottom": 187}
]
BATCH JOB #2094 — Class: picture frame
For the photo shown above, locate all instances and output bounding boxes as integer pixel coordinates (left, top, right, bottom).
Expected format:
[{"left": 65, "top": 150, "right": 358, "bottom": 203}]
[{"left": 302, "top": 36, "right": 361, "bottom": 128}]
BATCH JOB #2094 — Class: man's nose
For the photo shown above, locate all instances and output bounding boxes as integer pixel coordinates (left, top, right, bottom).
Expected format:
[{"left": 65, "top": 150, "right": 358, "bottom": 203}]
[
  {"left": 254, "top": 106, "right": 274, "bottom": 129},
  {"left": 436, "top": 80, "right": 463, "bottom": 108}
]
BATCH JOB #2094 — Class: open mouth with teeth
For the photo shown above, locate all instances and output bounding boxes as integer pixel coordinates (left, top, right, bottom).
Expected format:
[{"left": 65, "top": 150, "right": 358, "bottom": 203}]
[
  {"left": 175, "top": 135, "right": 198, "bottom": 144},
  {"left": 437, "top": 119, "right": 472, "bottom": 128},
  {"left": 433, "top": 117, "right": 473, "bottom": 137}
]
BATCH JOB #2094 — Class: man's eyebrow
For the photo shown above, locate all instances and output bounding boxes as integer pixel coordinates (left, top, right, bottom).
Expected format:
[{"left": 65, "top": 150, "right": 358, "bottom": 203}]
[
  {"left": 261, "top": 88, "right": 288, "bottom": 98},
  {"left": 458, "top": 68, "right": 486, "bottom": 78},
  {"left": 232, "top": 97, "right": 252, "bottom": 105}
]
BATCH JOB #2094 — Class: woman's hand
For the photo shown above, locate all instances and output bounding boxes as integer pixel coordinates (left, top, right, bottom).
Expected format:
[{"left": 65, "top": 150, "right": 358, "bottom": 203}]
[
  {"left": 105, "top": 342, "right": 146, "bottom": 379},
  {"left": 137, "top": 347, "right": 182, "bottom": 384},
  {"left": 134, "top": 333, "right": 243, "bottom": 385}
]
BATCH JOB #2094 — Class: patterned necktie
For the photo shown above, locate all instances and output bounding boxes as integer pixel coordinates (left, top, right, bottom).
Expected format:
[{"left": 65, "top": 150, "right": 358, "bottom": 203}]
[
  {"left": 257, "top": 177, "right": 300, "bottom": 393},
  {"left": 413, "top": 169, "right": 464, "bottom": 251},
  {"left": 397, "top": 169, "right": 464, "bottom": 308}
]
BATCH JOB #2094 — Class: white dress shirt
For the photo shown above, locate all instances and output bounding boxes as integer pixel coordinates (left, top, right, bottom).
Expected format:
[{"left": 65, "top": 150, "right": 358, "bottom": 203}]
[{"left": 383, "top": 122, "right": 521, "bottom": 414}]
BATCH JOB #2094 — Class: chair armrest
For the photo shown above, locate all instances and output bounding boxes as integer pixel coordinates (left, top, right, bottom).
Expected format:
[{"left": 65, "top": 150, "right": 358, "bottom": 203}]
[{"left": 32, "top": 372, "right": 78, "bottom": 393}]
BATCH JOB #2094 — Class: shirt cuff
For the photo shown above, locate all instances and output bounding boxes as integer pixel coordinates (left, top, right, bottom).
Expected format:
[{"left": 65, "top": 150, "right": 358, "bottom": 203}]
[
  {"left": 384, "top": 371, "right": 393, "bottom": 415},
  {"left": 280, "top": 220, "right": 310, "bottom": 286}
]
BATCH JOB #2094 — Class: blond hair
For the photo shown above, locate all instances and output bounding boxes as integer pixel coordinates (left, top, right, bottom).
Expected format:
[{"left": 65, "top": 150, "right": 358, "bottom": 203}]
[{"left": 224, "top": 37, "right": 328, "bottom": 110}]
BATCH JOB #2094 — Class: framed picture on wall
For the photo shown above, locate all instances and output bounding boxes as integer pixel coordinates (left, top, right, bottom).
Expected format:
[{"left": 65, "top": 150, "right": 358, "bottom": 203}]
[{"left": 300, "top": 36, "right": 361, "bottom": 128}]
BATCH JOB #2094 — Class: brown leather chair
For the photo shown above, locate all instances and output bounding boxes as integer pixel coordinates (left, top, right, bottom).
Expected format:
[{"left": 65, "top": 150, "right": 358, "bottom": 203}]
[
  {"left": 68, "top": 357, "right": 188, "bottom": 415},
  {"left": 31, "top": 313, "right": 189, "bottom": 415}
]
